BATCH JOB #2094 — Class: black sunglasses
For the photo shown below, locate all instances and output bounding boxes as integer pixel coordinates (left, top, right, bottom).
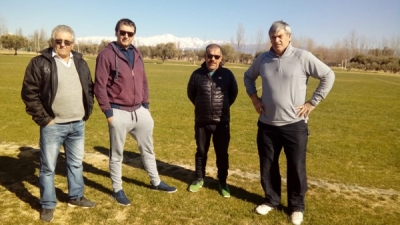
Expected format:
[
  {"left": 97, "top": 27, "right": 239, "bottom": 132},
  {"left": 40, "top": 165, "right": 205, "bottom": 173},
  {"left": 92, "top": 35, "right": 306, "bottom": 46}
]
[
  {"left": 54, "top": 39, "right": 73, "bottom": 46},
  {"left": 206, "top": 53, "right": 221, "bottom": 60},
  {"left": 119, "top": 30, "right": 134, "bottom": 37}
]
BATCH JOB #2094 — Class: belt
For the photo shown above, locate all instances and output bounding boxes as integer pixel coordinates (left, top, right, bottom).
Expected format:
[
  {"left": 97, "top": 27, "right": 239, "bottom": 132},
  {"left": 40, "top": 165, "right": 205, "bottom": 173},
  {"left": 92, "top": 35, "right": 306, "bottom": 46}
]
[{"left": 110, "top": 103, "right": 142, "bottom": 112}]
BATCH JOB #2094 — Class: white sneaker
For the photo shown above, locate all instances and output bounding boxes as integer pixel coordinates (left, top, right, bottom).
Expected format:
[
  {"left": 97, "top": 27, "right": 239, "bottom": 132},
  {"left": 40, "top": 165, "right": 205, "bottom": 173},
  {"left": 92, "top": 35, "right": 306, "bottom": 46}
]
[
  {"left": 291, "top": 211, "right": 304, "bottom": 225},
  {"left": 255, "top": 204, "right": 273, "bottom": 215}
]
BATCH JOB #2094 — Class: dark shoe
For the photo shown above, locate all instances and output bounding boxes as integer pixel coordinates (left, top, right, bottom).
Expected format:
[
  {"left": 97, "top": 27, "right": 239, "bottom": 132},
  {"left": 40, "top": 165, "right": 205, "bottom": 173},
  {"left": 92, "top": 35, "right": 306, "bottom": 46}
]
[
  {"left": 151, "top": 181, "right": 177, "bottom": 193},
  {"left": 68, "top": 196, "right": 96, "bottom": 208},
  {"left": 111, "top": 190, "right": 131, "bottom": 206},
  {"left": 40, "top": 208, "right": 54, "bottom": 222}
]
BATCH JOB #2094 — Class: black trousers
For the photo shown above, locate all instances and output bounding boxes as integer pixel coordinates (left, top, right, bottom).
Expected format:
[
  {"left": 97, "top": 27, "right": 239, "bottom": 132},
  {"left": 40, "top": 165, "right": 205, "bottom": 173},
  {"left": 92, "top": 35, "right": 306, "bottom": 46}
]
[
  {"left": 257, "top": 120, "right": 308, "bottom": 212},
  {"left": 194, "top": 122, "right": 230, "bottom": 184}
]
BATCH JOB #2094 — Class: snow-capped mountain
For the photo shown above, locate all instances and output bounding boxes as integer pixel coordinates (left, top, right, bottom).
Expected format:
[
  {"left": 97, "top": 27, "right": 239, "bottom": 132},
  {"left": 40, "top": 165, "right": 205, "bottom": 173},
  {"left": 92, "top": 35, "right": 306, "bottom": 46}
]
[{"left": 76, "top": 34, "right": 229, "bottom": 49}]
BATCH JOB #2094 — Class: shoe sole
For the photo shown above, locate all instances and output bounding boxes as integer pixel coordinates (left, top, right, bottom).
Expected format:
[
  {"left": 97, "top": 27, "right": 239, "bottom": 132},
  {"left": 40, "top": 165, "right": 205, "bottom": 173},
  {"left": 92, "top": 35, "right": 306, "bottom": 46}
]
[
  {"left": 40, "top": 215, "right": 53, "bottom": 222},
  {"left": 110, "top": 196, "right": 131, "bottom": 206},
  {"left": 189, "top": 188, "right": 200, "bottom": 193},
  {"left": 189, "top": 184, "right": 203, "bottom": 192},
  {"left": 151, "top": 189, "right": 178, "bottom": 193},
  {"left": 255, "top": 208, "right": 273, "bottom": 215},
  {"left": 67, "top": 203, "right": 95, "bottom": 208},
  {"left": 255, "top": 209, "right": 269, "bottom": 215},
  {"left": 40, "top": 217, "right": 53, "bottom": 222},
  {"left": 255, "top": 206, "right": 273, "bottom": 215},
  {"left": 116, "top": 202, "right": 131, "bottom": 206}
]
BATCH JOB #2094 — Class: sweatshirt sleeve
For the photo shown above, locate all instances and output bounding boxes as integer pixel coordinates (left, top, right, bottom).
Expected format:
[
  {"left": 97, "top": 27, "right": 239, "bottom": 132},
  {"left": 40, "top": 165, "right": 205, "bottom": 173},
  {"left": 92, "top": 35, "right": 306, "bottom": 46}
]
[
  {"left": 244, "top": 54, "right": 262, "bottom": 96},
  {"left": 305, "top": 52, "right": 335, "bottom": 106},
  {"left": 141, "top": 57, "right": 149, "bottom": 105},
  {"left": 94, "top": 52, "right": 113, "bottom": 118}
]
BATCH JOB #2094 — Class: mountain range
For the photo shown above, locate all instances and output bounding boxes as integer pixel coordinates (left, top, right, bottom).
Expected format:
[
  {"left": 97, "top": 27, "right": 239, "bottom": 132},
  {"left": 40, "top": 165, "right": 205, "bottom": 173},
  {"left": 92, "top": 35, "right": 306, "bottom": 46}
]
[{"left": 76, "top": 34, "right": 230, "bottom": 50}]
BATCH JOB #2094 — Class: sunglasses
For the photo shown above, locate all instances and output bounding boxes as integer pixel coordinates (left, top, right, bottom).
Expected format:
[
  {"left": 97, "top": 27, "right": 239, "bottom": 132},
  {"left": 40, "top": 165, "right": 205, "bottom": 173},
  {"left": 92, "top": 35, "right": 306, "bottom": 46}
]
[
  {"left": 119, "top": 30, "right": 134, "bottom": 37},
  {"left": 206, "top": 53, "right": 221, "bottom": 60},
  {"left": 54, "top": 39, "right": 73, "bottom": 46}
]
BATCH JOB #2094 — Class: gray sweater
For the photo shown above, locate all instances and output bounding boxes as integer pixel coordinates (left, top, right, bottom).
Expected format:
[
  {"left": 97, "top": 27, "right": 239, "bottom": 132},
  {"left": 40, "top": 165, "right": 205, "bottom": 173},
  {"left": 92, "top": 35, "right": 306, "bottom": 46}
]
[
  {"left": 244, "top": 44, "right": 335, "bottom": 126},
  {"left": 52, "top": 59, "right": 85, "bottom": 123}
]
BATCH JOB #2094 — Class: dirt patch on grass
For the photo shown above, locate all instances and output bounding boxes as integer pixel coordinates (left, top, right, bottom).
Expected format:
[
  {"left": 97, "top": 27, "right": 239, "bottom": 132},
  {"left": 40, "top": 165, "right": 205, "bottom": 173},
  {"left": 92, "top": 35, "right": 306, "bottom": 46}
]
[{"left": 0, "top": 142, "right": 399, "bottom": 223}]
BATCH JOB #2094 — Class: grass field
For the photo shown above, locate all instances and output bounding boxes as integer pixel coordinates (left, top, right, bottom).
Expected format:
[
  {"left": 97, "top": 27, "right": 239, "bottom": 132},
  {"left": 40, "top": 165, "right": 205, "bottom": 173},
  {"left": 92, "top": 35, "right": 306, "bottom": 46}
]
[{"left": 0, "top": 53, "right": 399, "bottom": 224}]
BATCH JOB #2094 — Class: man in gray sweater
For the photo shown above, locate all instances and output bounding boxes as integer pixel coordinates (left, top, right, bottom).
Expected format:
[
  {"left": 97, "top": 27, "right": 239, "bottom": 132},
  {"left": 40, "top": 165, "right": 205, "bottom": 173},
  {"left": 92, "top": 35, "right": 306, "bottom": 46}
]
[{"left": 244, "top": 20, "right": 335, "bottom": 225}]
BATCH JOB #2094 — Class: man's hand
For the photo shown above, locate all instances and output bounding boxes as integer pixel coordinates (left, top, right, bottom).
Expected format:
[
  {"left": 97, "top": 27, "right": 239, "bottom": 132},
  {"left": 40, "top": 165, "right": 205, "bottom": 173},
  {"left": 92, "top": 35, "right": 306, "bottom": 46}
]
[
  {"left": 107, "top": 116, "right": 113, "bottom": 124},
  {"left": 46, "top": 120, "right": 54, "bottom": 126},
  {"left": 250, "top": 94, "right": 265, "bottom": 115},
  {"left": 295, "top": 101, "right": 315, "bottom": 118}
]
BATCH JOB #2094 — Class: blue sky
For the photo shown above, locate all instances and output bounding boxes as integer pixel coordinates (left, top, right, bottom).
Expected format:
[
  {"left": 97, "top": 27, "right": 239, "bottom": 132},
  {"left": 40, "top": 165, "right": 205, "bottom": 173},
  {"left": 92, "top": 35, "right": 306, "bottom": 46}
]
[{"left": 1, "top": 0, "right": 399, "bottom": 46}]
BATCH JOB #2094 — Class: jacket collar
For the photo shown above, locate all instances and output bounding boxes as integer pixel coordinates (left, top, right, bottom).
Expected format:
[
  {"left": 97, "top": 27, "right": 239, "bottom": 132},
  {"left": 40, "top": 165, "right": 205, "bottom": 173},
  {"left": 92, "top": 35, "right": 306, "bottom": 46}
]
[
  {"left": 269, "top": 43, "right": 293, "bottom": 57},
  {"left": 201, "top": 61, "right": 222, "bottom": 73}
]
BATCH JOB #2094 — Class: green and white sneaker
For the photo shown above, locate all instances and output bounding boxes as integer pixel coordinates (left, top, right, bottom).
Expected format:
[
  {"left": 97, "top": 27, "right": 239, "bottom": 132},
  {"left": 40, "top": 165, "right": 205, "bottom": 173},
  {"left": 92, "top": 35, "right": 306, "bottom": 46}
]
[
  {"left": 189, "top": 179, "right": 204, "bottom": 192},
  {"left": 219, "top": 184, "right": 230, "bottom": 198}
]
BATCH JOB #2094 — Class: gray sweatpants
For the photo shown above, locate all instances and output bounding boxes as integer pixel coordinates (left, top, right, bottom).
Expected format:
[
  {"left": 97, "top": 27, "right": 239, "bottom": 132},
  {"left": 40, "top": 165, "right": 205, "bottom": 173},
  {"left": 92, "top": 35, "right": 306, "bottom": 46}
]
[{"left": 108, "top": 107, "right": 160, "bottom": 192}]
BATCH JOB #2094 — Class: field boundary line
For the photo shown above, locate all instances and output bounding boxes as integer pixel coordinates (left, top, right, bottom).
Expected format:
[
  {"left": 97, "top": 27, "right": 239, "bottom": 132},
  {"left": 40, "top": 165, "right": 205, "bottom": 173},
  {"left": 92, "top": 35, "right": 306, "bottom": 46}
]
[{"left": 374, "top": 78, "right": 400, "bottom": 86}]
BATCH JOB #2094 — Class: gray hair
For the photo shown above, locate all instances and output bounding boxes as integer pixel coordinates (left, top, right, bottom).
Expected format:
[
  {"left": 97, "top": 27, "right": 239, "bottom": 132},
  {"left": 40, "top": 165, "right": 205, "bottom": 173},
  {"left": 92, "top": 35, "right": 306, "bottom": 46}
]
[
  {"left": 51, "top": 25, "right": 75, "bottom": 41},
  {"left": 268, "top": 20, "right": 291, "bottom": 37}
]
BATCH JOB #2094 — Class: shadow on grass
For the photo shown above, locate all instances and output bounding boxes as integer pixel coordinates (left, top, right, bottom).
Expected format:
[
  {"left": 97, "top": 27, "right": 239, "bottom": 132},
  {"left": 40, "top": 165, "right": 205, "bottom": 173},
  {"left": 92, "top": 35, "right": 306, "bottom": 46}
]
[
  {"left": 93, "top": 146, "right": 264, "bottom": 206},
  {"left": 0, "top": 146, "right": 114, "bottom": 211}
]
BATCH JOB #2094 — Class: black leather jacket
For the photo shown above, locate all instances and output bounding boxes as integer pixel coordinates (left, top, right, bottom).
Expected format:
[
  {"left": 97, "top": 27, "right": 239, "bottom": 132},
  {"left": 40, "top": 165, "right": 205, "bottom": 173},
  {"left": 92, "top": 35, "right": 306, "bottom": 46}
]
[
  {"left": 187, "top": 62, "right": 238, "bottom": 124},
  {"left": 21, "top": 48, "right": 94, "bottom": 126}
]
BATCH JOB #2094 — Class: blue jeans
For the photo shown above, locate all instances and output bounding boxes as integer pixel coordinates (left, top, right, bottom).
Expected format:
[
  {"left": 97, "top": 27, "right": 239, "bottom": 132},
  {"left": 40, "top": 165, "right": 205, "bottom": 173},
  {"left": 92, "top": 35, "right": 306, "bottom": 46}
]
[{"left": 39, "top": 120, "right": 85, "bottom": 209}]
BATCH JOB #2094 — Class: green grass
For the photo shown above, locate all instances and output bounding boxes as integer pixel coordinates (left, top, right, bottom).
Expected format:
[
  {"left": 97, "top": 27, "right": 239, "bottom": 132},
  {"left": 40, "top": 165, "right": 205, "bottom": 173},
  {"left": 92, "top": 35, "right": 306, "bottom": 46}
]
[{"left": 0, "top": 54, "right": 399, "bottom": 224}]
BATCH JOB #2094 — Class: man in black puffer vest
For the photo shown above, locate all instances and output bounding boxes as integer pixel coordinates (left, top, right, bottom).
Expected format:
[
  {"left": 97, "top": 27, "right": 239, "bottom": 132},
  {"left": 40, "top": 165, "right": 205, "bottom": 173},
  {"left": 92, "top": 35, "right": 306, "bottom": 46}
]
[{"left": 187, "top": 44, "right": 238, "bottom": 198}]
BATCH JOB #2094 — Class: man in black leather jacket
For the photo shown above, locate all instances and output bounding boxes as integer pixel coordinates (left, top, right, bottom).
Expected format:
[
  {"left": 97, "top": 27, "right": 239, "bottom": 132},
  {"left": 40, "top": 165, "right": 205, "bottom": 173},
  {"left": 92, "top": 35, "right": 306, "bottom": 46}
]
[
  {"left": 187, "top": 44, "right": 238, "bottom": 198},
  {"left": 21, "top": 25, "right": 95, "bottom": 222}
]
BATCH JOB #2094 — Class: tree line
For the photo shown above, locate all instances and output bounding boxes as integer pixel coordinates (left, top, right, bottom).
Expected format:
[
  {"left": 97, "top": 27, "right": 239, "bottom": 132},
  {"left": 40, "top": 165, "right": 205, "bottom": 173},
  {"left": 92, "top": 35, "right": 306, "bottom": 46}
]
[{"left": 0, "top": 25, "right": 399, "bottom": 74}]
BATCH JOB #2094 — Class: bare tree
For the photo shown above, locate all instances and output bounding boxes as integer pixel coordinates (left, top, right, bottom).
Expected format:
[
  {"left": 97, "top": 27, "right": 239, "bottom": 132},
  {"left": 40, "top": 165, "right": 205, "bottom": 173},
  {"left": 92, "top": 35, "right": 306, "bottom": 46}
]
[
  {"left": 306, "top": 38, "right": 316, "bottom": 52},
  {"left": 0, "top": 15, "right": 7, "bottom": 35},
  {"left": 29, "top": 28, "right": 48, "bottom": 53},
  {"left": 40, "top": 28, "right": 48, "bottom": 48},
  {"left": 389, "top": 36, "right": 400, "bottom": 56},
  {"left": 313, "top": 46, "right": 329, "bottom": 62},
  {"left": 236, "top": 23, "right": 245, "bottom": 53},
  {"left": 15, "top": 27, "right": 23, "bottom": 36},
  {"left": 347, "top": 29, "right": 359, "bottom": 58},
  {"left": 30, "top": 30, "right": 39, "bottom": 52},
  {"left": 176, "top": 41, "right": 182, "bottom": 60},
  {"left": 358, "top": 36, "right": 368, "bottom": 54},
  {"left": 330, "top": 39, "right": 346, "bottom": 67},
  {"left": 255, "top": 29, "right": 265, "bottom": 53}
]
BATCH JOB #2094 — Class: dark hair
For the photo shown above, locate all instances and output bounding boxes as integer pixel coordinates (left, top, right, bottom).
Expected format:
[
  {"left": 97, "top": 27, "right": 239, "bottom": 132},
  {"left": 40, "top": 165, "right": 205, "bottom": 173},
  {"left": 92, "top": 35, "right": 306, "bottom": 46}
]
[
  {"left": 115, "top": 18, "right": 136, "bottom": 34},
  {"left": 205, "top": 43, "right": 222, "bottom": 54}
]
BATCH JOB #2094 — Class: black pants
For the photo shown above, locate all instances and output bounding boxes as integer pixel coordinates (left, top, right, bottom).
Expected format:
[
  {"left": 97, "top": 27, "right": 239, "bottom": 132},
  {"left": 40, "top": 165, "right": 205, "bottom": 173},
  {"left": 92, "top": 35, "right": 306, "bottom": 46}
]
[
  {"left": 194, "top": 122, "right": 230, "bottom": 184},
  {"left": 257, "top": 120, "right": 308, "bottom": 212}
]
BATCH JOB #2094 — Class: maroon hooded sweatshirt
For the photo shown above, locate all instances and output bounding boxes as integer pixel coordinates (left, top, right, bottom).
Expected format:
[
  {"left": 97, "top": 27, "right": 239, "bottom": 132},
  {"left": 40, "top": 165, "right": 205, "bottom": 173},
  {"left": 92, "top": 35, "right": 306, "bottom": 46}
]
[{"left": 94, "top": 42, "right": 149, "bottom": 118}]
